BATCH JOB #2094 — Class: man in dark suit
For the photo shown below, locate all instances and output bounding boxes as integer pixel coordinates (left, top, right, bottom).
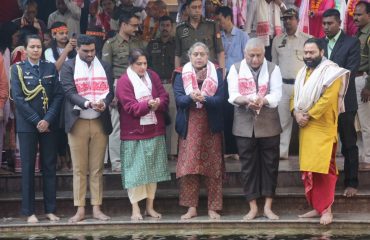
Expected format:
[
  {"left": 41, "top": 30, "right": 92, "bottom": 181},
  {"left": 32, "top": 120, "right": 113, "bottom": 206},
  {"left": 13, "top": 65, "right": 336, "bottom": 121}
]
[
  {"left": 321, "top": 9, "right": 361, "bottom": 197},
  {"left": 60, "top": 35, "right": 114, "bottom": 223}
]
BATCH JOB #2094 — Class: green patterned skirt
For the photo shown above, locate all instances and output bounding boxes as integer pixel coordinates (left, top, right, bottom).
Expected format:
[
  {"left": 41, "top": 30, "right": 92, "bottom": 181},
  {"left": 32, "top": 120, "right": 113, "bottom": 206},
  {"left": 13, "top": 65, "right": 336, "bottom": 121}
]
[{"left": 121, "top": 135, "right": 171, "bottom": 189}]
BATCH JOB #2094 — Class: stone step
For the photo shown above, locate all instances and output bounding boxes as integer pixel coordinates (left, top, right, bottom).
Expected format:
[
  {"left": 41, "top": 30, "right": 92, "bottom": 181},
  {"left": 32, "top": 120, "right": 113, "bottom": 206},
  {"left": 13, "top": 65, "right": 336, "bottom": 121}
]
[
  {"left": 1, "top": 212, "right": 370, "bottom": 236},
  {"left": 1, "top": 187, "right": 370, "bottom": 217},
  {"left": 2, "top": 157, "right": 370, "bottom": 193}
]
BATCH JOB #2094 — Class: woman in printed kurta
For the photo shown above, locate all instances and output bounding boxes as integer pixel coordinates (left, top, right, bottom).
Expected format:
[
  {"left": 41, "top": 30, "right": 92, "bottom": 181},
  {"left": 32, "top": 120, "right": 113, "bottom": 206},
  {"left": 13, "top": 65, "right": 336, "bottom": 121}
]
[
  {"left": 116, "top": 48, "right": 171, "bottom": 220},
  {"left": 173, "top": 42, "right": 224, "bottom": 220}
]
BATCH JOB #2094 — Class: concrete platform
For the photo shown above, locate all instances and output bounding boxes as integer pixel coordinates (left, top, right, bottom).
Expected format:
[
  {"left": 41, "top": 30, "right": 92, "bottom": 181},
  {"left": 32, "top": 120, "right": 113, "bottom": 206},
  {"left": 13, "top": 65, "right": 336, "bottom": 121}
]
[
  {"left": 2, "top": 213, "right": 370, "bottom": 237},
  {"left": 1, "top": 187, "right": 370, "bottom": 217}
]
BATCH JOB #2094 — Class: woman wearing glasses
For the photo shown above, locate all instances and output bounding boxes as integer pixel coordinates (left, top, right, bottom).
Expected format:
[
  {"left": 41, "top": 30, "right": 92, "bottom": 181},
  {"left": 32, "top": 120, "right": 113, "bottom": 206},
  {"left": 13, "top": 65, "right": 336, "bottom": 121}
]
[{"left": 173, "top": 42, "right": 224, "bottom": 220}]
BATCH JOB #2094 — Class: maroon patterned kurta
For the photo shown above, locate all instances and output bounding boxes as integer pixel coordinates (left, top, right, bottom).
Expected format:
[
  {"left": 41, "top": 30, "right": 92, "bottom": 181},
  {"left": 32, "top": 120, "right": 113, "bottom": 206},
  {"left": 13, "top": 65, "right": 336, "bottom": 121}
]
[{"left": 176, "top": 106, "right": 223, "bottom": 179}]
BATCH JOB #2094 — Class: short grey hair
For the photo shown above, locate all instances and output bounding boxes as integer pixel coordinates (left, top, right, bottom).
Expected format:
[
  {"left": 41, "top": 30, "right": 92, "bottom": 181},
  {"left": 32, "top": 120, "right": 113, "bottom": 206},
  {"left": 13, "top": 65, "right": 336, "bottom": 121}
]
[
  {"left": 187, "top": 42, "right": 209, "bottom": 58},
  {"left": 244, "top": 38, "right": 265, "bottom": 54}
]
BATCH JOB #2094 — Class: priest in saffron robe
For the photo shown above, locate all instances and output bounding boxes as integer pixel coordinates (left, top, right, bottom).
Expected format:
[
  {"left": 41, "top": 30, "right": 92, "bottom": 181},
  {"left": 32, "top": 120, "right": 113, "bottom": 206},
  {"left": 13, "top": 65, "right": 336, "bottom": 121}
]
[{"left": 292, "top": 38, "right": 349, "bottom": 225}]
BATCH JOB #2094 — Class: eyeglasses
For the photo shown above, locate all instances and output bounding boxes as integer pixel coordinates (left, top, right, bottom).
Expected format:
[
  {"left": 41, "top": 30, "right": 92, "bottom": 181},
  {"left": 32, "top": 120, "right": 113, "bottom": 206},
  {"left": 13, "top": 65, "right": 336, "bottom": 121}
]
[
  {"left": 191, "top": 52, "right": 207, "bottom": 57},
  {"left": 128, "top": 23, "right": 140, "bottom": 28}
]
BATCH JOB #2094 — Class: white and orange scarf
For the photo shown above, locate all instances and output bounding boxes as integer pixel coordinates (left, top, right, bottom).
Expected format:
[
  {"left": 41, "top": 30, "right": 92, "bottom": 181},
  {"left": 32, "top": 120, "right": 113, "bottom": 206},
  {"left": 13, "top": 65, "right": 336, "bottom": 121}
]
[
  {"left": 294, "top": 59, "right": 349, "bottom": 114},
  {"left": 237, "top": 58, "right": 269, "bottom": 102},
  {"left": 256, "top": 0, "right": 282, "bottom": 46},
  {"left": 182, "top": 61, "right": 218, "bottom": 108},
  {"left": 73, "top": 55, "right": 109, "bottom": 102},
  {"left": 127, "top": 67, "right": 157, "bottom": 125}
]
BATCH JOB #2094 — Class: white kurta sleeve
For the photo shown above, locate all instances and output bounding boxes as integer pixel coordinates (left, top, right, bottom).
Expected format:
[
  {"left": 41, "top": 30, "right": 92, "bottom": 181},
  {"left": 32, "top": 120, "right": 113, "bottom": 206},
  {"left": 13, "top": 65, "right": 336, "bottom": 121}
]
[{"left": 264, "top": 65, "right": 282, "bottom": 108}]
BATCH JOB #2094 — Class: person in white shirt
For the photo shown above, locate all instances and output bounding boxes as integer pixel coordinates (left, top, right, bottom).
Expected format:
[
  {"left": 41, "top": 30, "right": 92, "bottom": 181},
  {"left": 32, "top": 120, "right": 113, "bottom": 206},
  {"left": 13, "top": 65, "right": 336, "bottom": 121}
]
[
  {"left": 228, "top": 38, "right": 282, "bottom": 220},
  {"left": 44, "top": 22, "right": 77, "bottom": 71}
]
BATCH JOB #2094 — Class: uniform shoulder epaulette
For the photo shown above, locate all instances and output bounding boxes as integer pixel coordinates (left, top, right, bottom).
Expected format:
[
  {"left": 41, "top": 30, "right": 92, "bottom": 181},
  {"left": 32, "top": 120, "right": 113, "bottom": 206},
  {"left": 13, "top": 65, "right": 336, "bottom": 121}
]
[
  {"left": 176, "top": 21, "right": 186, "bottom": 27},
  {"left": 16, "top": 61, "right": 25, "bottom": 65},
  {"left": 42, "top": 59, "right": 51, "bottom": 63},
  {"left": 106, "top": 36, "right": 117, "bottom": 44}
]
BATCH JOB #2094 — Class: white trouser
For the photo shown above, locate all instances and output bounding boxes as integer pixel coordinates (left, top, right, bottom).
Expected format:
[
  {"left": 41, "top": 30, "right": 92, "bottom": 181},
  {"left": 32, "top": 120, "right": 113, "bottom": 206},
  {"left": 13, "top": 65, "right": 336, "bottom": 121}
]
[
  {"left": 355, "top": 75, "right": 370, "bottom": 163},
  {"left": 278, "top": 83, "right": 294, "bottom": 159}
]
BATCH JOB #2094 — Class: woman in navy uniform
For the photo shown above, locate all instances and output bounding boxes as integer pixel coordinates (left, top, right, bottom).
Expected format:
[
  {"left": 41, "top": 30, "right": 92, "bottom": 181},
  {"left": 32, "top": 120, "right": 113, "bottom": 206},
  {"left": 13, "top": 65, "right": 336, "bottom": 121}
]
[{"left": 10, "top": 34, "right": 64, "bottom": 223}]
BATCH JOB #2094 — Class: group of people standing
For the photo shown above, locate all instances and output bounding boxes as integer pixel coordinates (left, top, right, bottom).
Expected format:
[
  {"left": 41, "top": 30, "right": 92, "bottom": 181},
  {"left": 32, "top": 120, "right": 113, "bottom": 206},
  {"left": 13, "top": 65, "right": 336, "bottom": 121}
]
[{"left": 0, "top": 0, "right": 370, "bottom": 227}]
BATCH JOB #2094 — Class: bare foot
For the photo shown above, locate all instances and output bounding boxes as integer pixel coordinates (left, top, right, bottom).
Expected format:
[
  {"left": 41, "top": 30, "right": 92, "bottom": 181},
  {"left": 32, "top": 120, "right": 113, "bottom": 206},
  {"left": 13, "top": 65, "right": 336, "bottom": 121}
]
[
  {"left": 46, "top": 213, "right": 60, "bottom": 221},
  {"left": 298, "top": 209, "right": 320, "bottom": 218},
  {"left": 343, "top": 187, "right": 358, "bottom": 197},
  {"left": 93, "top": 210, "right": 110, "bottom": 221},
  {"left": 131, "top": 203, "right": 143, "bottom": 221},
  {"left": 208, "top": 210, "right": 221, "bottom": 220},
  {"left": 69, "top": 207, "right": 85, "bottom": 223},
  {"left": 243, "top": 208, "right": 258, "bottom": 220},
  {"left": 263, "top": 208, "right": 279, "bottom": 220},
  {"left": 131, "top": 212, "right": 143, "bottom": 221},
  {"left": 145, "top": 208, "right": 162, "bottom": 218},
  {"left": 320, "top": 212, "right": 333, "bottom": 225},
  {"left": 27, "top": 214, "right": 39, "bottom": 223},
  {"left": 181, "top": 207, "right": 197, "bottom": 220}
]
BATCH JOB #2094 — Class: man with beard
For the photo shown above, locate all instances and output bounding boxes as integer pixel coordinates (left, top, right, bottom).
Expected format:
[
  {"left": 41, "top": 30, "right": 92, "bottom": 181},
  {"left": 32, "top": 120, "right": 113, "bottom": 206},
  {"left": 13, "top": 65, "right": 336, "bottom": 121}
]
[
  {"left": 60, "top": 35, "right": 114, "bottom": 223},
  {"left": 147, "top": 15, "right": 177, "bottom": 157},
  {"left": 175, "top": 0, "right": 225, "bottom": 71},
  {"left": 354, "top": 1, "right": 370, "bottom": 169},
  {"left": 271, "top": 8, "right": 311, "bottom": 160},
  {"left": 47, "top": 0, "right": 81, "bottom": 38},
  {"left": 320, "top": 8, "right": 361, "bottom": 197},
  {"left": 102, "top": 12, "right": 145, "bottom": 171},
  {"left": 293, "top": 38, "right": 350, "bottom": 225}
]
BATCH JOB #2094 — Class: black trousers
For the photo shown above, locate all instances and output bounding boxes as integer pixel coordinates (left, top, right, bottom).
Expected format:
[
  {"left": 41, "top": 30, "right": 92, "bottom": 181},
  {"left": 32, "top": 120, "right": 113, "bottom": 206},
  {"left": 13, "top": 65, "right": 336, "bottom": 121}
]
[
  {"left": 236, "top": 134, "right": 280, "bottom": 202},
  {"left": 19, "top": 132, "right": 58, "bottom": 216},
  {"left": 338, "top": 111, "right": 359, "bottom": 188}
]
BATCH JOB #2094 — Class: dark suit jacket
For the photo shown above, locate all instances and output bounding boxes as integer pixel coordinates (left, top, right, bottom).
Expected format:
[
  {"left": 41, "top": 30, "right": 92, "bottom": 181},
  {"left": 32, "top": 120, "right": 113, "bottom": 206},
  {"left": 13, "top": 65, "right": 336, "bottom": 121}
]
[
  {"left": 11, "top": 60, "right": 64, "bottom": 133},
  {"left": 60, "top": 57, "right": 114, "bottom": 134},
  {"left": 321, "top": 31, "right": 361, "bottom": 112}
]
